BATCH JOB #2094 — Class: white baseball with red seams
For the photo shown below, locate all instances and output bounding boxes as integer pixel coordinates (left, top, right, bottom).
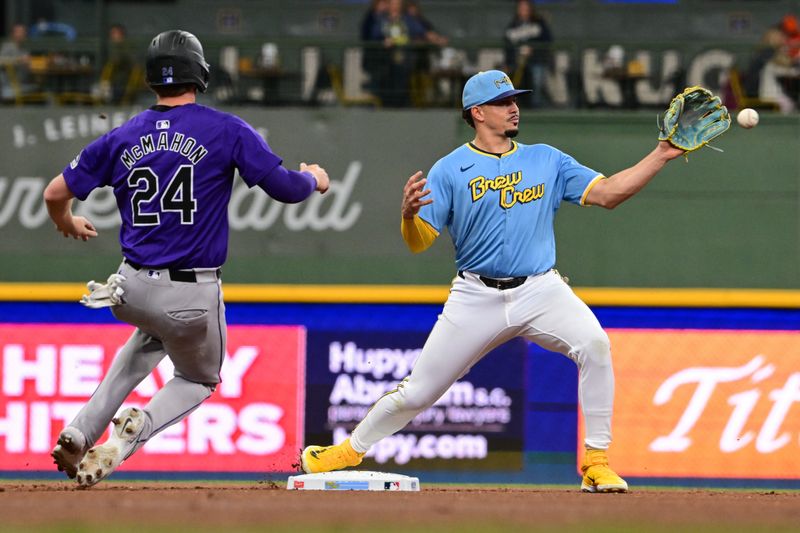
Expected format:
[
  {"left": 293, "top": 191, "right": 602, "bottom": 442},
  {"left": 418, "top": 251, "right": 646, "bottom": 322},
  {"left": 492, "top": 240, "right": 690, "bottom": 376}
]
[{"left": 737, "top": 108, "right": 759, "bottom": 129}]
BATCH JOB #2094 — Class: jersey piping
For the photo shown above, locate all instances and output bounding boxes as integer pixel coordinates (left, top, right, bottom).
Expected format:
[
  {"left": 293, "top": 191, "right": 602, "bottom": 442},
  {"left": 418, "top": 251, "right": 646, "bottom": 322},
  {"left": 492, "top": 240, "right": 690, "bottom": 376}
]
[
  {"left": 580, "top": 175, "right": 606, "bottom": 206},
  {"left": 466, "top": 141, "right": 519, "bottom": 159}
]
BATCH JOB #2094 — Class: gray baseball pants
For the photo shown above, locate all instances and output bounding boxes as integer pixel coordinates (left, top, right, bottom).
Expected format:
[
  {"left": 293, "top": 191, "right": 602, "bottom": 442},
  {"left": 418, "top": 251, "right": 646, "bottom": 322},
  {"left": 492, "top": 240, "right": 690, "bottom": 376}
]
[{"left": 68, "top": 261, "right": 226, "bottom": 456}]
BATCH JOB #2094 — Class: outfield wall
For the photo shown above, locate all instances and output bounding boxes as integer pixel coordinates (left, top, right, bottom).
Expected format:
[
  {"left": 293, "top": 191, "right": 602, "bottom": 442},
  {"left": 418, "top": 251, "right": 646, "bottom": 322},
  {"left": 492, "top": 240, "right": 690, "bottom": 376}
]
[
  {"left": 0, "top": 295, "right": 798, "bottom": 488},
  {"left": 1, "top": 108, "right": 798, "bottom": 288}
]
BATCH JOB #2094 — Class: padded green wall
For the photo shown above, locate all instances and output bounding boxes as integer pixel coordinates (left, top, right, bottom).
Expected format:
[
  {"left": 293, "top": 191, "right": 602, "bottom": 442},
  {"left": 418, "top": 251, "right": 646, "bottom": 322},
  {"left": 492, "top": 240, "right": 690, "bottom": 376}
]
[{"left": 0, "top": 108, "right": 796, "bottom": 287}]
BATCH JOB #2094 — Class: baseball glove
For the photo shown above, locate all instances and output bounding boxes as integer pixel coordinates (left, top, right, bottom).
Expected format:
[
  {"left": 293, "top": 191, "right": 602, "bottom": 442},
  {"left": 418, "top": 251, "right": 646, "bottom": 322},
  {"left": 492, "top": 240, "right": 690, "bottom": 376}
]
[{"left": 657, "top": 86, "right": 731, "bottom": 153}]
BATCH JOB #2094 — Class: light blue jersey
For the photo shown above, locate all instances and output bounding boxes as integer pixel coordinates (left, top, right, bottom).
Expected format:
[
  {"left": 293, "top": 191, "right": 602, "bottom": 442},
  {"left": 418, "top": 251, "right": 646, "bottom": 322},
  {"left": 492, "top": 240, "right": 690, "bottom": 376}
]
[{"left": 418, "top": 141, "right": 603, "bottom": 278}]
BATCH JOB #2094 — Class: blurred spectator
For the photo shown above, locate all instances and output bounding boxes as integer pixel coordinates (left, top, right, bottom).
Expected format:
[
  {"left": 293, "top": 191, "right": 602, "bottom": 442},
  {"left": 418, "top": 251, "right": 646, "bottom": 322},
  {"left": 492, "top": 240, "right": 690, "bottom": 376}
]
[
  {"left": 406, "top": 1, "right": 448, "bottom": 47},
  {"left": 777, "top": 13, "right": 800, "bottom": 108},
  {"left": 0, "top": 23, "right": 36, "bottom": 100},
  {"left": 99, "top": 24, "right": 135, "bottom": 104},
  {"left": 406, "top": 0, "right": 448, "bottom": 106},
  {"left": 744, "top": 14, "right": 799, "bottom": 113},
  {"left": 360, "top": 0, "right": 389, "bottom": 99},
  {"left": 743, "top": 27, "right": 787, "bottom": 95},
  {"left": 0, "top": 23, "right": 31, "bottom": 64},
  {"left": 361, "top": 0, "right": 389, "bottom": 41},
  {"left": 504, "top": 0, "right": 553, "bottom": 108},
  {"left": 780, "top": 13, "right": 800, "bottom": 61},
  {"left": 363, "top": 0, "right": 424, "bottom": 107}
]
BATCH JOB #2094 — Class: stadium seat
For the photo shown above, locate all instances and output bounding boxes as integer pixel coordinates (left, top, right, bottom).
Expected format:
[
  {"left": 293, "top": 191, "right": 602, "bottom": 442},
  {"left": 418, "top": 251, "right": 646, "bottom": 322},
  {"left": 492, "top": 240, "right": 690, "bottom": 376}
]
[
  {"left": 727, "top": 67, "right": 780, "bottom": 110},
  {"left": 2, "top": 63, "right": 49, "bottom": 105},
  {"left": 327, "top": 64, "right": 380, "bottom": 108}
]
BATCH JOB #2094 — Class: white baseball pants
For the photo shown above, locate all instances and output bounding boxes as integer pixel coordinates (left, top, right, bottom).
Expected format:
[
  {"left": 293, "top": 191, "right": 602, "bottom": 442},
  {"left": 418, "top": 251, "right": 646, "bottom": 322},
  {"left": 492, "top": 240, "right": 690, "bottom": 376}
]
[{"left": 350, "top": 269, "right": 614, "bottom": 452}]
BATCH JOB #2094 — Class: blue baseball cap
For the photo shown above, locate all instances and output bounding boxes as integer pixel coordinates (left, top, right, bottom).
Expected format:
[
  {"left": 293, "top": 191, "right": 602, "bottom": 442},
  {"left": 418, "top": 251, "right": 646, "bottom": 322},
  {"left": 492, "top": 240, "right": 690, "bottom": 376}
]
[{"left": 462, "top": 70, "right": 531, "bottom": 110}]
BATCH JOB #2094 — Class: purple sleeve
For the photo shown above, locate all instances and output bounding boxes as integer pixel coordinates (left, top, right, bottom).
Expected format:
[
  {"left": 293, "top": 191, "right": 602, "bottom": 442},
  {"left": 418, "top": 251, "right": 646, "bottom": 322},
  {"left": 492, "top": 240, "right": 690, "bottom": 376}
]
[
  {"left": 62, "top": 135, "right": 113, "bottom": 200},
  {"left": 232, "top": 118, "right": 283, "bottom": 186},
  {"left": 257, "top": 165, "right": 316, "bottom": 203}
]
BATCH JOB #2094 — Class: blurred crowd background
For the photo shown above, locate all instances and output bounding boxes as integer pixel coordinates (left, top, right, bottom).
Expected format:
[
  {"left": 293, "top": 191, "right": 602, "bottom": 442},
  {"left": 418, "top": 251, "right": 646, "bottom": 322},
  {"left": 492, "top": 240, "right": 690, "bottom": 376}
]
[{"left": 0, "top": 0, "right": 798, "bottom": 112}]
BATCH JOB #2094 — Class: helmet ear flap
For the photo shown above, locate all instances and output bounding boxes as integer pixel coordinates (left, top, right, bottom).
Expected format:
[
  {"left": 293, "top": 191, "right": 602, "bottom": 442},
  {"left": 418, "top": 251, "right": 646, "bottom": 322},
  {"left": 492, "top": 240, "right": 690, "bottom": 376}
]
[{"left": 199, "top": 60, "right": 210, "bottom": 91}]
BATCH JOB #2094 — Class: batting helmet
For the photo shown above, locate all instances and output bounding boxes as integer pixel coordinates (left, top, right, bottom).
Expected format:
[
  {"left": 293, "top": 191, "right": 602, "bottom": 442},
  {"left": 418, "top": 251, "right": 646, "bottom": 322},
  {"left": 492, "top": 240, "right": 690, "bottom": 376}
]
[{"left": 146, "top": 30, "right": 210, "bottom": 93}]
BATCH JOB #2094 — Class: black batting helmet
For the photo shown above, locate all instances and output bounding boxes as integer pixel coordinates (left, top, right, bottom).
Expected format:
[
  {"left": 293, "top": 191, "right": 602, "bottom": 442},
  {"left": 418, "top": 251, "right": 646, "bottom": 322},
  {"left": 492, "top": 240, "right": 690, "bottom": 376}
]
[{"left": 146, "top": 30, "right": 210, "bottom": 93}]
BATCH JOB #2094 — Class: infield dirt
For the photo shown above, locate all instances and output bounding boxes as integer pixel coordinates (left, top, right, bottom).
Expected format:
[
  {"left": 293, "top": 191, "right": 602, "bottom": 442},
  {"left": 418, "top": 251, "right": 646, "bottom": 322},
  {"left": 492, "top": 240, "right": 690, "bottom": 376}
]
[{"left": 1, "top": 481, "right": 798, "bottom": 533}]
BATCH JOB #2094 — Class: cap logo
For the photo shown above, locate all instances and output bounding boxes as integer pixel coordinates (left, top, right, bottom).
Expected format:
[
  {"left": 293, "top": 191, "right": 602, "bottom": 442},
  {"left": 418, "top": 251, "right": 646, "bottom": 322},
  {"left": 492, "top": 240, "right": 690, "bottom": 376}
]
[
  {"left": 494, "top": 75, "right": 512, "bottom": 88},
  {"left": 462, "top": 70, "right": 528, "bottom": 110}
]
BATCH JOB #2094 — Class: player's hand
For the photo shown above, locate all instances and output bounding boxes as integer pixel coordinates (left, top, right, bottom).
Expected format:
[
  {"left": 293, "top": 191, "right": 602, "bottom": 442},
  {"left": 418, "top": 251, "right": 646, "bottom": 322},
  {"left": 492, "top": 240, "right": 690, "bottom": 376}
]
[
  {"left": 656, "top": 140, "right": 685, "bottom": 161},
  {"left": 56, "top": 216, "right": 97, "bottom": 241},
  {"left": 300, "top": 162, "right": 330, "bottom": 194},
  {"left": 402, "top": 171, "right": 432, "bottom": 219}
]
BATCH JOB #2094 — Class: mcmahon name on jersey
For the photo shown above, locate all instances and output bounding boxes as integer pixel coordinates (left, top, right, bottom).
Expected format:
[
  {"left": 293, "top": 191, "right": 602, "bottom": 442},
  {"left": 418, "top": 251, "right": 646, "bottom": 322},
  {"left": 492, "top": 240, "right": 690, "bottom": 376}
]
[{"left": 119, "top": 131, "right": 208, "bottom": 170}]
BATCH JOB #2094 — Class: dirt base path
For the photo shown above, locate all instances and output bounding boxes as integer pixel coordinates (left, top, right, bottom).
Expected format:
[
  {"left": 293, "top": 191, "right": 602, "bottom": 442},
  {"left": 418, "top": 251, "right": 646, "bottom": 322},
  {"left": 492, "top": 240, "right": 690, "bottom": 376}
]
[{"left": 2, "top": 481, "right": 798, "bottom": 533}]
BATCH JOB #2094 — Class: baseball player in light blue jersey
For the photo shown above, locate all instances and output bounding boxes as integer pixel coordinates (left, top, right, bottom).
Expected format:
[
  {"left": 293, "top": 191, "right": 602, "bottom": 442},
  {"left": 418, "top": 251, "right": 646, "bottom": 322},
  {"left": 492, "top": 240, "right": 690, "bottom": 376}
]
[{"left": 302, "top": 70, "right": 685, "bottom": 492}]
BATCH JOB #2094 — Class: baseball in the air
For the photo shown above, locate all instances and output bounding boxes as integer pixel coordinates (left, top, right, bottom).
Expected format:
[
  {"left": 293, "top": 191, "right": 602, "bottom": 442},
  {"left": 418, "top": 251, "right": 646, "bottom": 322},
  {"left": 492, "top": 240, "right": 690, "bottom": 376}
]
[{"left": 737, "top": 108, "right": 759, "bottom": 129}]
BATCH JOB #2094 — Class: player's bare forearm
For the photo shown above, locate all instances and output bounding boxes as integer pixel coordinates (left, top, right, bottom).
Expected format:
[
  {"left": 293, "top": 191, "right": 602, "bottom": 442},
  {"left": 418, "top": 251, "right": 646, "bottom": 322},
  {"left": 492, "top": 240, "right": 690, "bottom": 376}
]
[
  {"left": 585, "top": 142, "right": 683, "bottom": 209},
  {"left": 45, "top": 195, "right": 72, "bottom": 228},
  {"left": 44, "top": 174, "right": 97, "bottom": 241},
  {"left": 46, "top": 204, "right": 97, "bottom": 241},
  {"left": 402, "top": 171, "right": 433, "bottom": 219},
  {"left": 44, "top": 175, "right": 75, "bottom": 229}
]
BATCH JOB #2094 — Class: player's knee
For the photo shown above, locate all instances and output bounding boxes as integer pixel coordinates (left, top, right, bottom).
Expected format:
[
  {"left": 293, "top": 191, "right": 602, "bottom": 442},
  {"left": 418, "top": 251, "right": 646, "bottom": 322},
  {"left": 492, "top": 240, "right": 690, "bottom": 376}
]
[
  {"left": 400, "top": 394, "right": 437, "bottom": 412},
  {"left": 391, "top": 383, "right": 439, "bottom": 412},
  {"left": 574, "top": 331, "right": 612, "bottom": 367},
  {"left": 123, "top": 356, "right": 161, "bottom": 380},
  {"left": 587, "top": 332, "right": 612, "bottom": 366}
]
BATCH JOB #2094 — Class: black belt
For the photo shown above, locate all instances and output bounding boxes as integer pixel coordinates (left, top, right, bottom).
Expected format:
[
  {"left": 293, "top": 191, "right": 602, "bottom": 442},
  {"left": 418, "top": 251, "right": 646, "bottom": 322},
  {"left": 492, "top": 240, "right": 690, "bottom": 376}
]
[
  {"left": 458, "top": 271, "right": 527, "bottom": 290},
  {"left": 124, "top": 259, "right": 220, "bottom": 283}
]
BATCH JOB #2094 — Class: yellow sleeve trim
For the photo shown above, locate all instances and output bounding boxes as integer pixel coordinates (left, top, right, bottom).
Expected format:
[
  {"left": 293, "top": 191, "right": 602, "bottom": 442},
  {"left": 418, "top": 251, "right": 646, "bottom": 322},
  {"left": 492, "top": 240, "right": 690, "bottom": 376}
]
[
  {"left": 401, "top": 215, "right": 439, "bottom": 253},
  {"left": 580, "top": 174, "right": 605, "bottom": 206}
]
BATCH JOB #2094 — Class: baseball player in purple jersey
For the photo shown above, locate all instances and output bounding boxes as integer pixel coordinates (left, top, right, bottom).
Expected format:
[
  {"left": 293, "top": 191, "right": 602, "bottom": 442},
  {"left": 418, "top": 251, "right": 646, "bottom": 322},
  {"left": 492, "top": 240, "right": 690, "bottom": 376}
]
[
  {"left": 301, "top": 70, "right": 687, "bottom": 492},
  {"left": 45, "top": 30, "right": 329, "bottom": 488}
]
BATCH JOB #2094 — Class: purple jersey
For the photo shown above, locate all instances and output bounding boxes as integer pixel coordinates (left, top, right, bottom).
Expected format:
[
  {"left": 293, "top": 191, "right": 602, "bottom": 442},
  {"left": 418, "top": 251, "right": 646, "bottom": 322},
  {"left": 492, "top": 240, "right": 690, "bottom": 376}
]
[{"left": 63, "top": 104, "right": 290, "bottom": 268}]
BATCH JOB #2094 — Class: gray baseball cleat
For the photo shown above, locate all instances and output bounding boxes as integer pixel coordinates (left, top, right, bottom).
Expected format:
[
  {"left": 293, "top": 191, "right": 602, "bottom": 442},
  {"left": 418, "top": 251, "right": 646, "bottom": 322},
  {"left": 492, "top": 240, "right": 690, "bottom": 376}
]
[
  {"left": 76, "top": 407, "right": 145, "bottom": 488},
  {"left": 51, "top": 426, "right": 88, "bottom": 479}
]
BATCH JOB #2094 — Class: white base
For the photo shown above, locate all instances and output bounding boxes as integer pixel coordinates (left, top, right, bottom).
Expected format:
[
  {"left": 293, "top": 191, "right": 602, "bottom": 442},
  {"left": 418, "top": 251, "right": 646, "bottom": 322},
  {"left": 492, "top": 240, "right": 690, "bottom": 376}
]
[{"left": 286, "top": 471, "right": 420, "bottom": 491}]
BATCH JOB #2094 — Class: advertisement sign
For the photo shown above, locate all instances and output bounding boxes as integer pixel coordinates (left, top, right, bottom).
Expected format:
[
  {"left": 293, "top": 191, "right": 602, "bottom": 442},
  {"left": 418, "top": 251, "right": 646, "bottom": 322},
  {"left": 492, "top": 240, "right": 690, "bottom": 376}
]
[
  {"left": 306, "top": 332, "right": 526, "bottom": 470},
  {"left": 0, "top": 324, "right": 305, "bottom": 472},
  {"left": 582, "top": 329, "right": 800, "bottom": 479}
]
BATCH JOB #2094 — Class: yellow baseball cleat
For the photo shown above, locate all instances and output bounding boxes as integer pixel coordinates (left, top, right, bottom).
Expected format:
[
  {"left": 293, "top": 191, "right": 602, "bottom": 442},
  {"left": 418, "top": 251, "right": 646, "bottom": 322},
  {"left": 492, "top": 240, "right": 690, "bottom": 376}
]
[
  {"left": 300, "top": 438, "right": 365, "bottom": 474},
  {"left": 580, "top": 448, "right": 629, "bottom": 493}
]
